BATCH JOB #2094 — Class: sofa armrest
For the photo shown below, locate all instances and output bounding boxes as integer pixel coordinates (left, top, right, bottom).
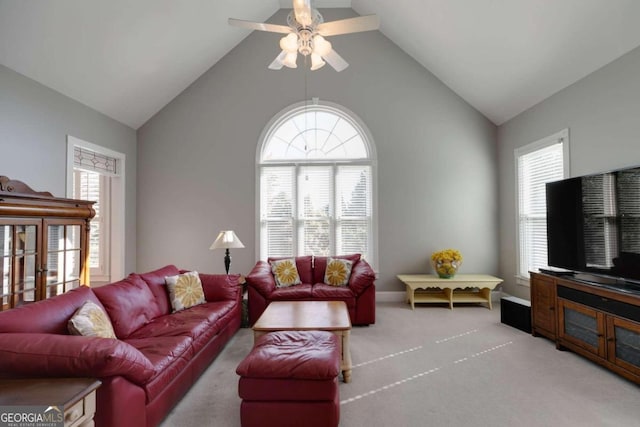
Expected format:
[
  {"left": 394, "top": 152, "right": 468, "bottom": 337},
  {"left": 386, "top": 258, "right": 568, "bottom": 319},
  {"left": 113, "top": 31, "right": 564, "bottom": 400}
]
[
  {"left": 199, "top": 273, "right": 241, "bottom": 302},
  {"left": 245, "top": 261, "right": 277, "bottom": 298},
  {"left": 348, "top": 259, "right": 376, "bottom": 296},
  {"left": 0, "top": 333, "right": 155, "bottom": 385}
]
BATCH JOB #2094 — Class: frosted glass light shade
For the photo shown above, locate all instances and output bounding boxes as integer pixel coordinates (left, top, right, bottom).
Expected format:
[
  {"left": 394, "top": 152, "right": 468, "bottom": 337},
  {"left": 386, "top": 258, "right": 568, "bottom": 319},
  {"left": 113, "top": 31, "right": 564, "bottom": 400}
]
[
  {"left": 280, "top": 33, "right": 299, "bottom": 52},
  {"left": 282, "top": 51, "right": 298, "bottom": 68},
  {"left": 312, "top": 35, "right": 332, "bottom": 57},
  {"left": 310, "top": 53, "right": 326, "bottom": 70}
]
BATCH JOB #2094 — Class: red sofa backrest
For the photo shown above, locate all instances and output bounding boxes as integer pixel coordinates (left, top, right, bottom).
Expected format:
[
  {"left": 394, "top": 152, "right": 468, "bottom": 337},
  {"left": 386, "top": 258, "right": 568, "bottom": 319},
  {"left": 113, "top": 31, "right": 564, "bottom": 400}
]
[
  {"left": 267, "top": 256, "right": 313, "bottom": 284},
  {"left": 313, "top": 254, "right": 361, "bottom": 284},
  {"left": 138, "top": 264, "right": 180, "bottom": 315},
  {"left": 0, "top": 286, "right": 104, "bottom": 335},
  {"left": 93, "top": 274, "right": 162, "bottom": 339}
]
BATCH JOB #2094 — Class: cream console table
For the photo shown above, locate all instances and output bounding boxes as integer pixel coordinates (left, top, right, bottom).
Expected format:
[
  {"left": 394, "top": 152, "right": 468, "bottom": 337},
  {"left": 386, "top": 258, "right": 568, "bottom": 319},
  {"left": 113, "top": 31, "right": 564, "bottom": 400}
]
[{"left": 397, "top": 274, "right": 503, "bottom": 310}]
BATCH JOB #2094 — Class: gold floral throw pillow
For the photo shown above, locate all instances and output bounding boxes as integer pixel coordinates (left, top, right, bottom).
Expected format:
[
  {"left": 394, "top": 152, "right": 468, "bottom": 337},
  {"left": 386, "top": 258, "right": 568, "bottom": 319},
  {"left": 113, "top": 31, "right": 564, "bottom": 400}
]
[
  {"left": 68, "top": 300, "right": 117, "bottom": 338},
  {"left": 324, "top": 258, "right": 353, "bottom": 287},
  {"left": 165, "top": 271, "right": 206, "bottom": 312},
  {"left": 271, "top": 258, "right": 302, "bottom": 288}
]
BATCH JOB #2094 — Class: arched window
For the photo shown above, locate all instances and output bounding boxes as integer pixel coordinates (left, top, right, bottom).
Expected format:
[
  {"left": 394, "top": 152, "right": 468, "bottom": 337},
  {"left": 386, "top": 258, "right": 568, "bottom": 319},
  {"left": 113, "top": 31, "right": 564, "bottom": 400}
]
[{"left": 257, "top": 100, "right": 377, "bottom": 266}]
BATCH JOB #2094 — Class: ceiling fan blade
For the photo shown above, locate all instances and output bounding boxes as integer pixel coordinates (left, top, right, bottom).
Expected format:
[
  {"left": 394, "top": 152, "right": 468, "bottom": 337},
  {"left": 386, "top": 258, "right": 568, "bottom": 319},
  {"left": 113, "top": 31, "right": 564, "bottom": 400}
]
[
  {"left": 292, "top": 0, "right": 313, "bottom": 27},
  {"left": 228, "top": 18, "right": 292, "bottom": 34},
  {"left": 316, "top": 15, "right": 380, "bottom": 37},
  {"left": 323, "top": 49, "right": 349, "bottom": 72},
  {"left": 268, "top": 51, "right": 287, "bottom": 70}
]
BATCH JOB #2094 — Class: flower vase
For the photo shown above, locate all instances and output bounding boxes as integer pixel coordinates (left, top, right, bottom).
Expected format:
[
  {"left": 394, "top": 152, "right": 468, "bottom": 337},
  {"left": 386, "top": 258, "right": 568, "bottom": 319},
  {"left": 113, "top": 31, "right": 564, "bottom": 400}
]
[{"left": 433, "top": 259, "right": 461, "bottom": 279}]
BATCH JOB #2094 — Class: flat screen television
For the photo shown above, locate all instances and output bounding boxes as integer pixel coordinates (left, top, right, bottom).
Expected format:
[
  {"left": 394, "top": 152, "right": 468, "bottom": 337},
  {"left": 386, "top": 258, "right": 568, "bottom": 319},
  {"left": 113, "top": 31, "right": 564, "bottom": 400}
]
[{"left": 546, "top": 165, "right": 640, "bottom": 286}]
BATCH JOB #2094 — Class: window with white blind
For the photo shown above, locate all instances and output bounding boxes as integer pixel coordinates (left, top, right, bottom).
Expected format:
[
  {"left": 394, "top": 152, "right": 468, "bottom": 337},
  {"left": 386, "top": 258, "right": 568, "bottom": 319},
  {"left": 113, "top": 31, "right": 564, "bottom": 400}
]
[
  {"left": 258, "top": 100, "right": 376, "bottom": 266},
  {"left": 67, "top": 136, "right": 125, "bottom": 285},
  {"left": 515, "top": 129, "right": 569, "bottom": 282},
  {"left": 73, "top": 169, "right": 110, "bottom": 278}
]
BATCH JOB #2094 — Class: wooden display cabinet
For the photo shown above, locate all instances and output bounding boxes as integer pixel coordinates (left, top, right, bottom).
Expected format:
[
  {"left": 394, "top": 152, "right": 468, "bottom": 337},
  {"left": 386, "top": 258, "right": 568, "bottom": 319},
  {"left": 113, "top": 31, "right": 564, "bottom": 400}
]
[{"left": 0, "top": 176, "right": 95, "bottom": 311}]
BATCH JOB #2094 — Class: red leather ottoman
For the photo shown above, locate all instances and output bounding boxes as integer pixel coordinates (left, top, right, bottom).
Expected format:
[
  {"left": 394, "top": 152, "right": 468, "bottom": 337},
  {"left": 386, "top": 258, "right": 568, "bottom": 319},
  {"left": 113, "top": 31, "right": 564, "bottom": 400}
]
[{"left": 236, "top": 331, "right": 340, "bottom": 427}]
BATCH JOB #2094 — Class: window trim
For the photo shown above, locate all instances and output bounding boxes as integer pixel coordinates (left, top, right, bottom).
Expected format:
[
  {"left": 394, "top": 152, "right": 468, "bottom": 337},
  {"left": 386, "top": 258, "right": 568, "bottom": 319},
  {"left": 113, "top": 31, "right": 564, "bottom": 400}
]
[
  {"left": 66, "top": 135, "right": 126, "bottom": 284},
  {"left": 514, "top": 128, "right": 570, "bottom": 286},
  {"left": 256, "top": 99, "right": 378, "bottom": 269}
]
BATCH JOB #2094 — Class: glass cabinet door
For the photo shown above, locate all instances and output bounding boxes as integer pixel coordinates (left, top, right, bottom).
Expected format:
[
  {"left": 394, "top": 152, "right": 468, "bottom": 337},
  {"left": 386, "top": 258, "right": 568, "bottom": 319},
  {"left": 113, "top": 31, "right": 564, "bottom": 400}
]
[
  {"left": 607, "top": 316, "right": 640, "bottom": 377},
  {"left": 44, "top": 221, "right": 84, "bottom": 298},
  {"left": 0, "top": 221, "right": 40, "bottom": 311},
  {"left": 558, "top": 299, "right": 606, "bottom": 357}
]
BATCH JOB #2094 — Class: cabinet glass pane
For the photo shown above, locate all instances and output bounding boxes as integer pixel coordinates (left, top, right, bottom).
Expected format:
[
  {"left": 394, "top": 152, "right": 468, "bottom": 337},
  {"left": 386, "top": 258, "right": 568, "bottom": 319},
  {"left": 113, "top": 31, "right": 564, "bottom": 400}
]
[
  {"left": 46, "top": 269, "right": 63, "bottom": 286},
  {"left": 45, "top": 283, "right": 65, "bottom": 298},
  {"left": 66, "top": 249, "right": 80, "bottom": 281},
  {"left": 564, "top": 307, "right": 599, "bottom": 347},
  {"left": 0, "top": 225, "right": 11, "bottom": 256},
  {"left": 14, "top": 225, "right": 37, "bottom": 255},
  {"left": 1, "top": 255, "right": 9, "bottom": 298},
  {"left": 47, "top": 225, "right": 64, "bottom": 283},
  {"left": 47, "top": 225, "right": 65, "bottom": 251},
  {"left": 24, "top": 225, "right": 37, "bottom": 253},
  {"left": 14, "top": 255, "right": 36, "bottom": 290},
  {"left": 67, "top": 225, "right": 81, "bottom": 250},
  {"left": 615, "top": 326, "right": 640, "bottom": 368},
  {"left": 15, "top": 289, "right": 35, "bottom": 306},
  {"left": 65, "top": 279, "right": 80, "bottom": 293}
]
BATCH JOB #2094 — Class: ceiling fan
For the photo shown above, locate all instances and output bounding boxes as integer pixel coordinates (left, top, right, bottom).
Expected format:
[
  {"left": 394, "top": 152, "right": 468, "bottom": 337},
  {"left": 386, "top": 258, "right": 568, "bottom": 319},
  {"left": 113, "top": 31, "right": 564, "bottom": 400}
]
[{"left": 229, "top": 0, "right": 379, "bottom": 72}]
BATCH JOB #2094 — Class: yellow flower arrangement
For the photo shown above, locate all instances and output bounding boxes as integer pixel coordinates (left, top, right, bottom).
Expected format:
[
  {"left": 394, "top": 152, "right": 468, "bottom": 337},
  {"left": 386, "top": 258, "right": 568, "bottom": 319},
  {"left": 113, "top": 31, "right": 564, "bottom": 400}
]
[{"left": 431, "top": 249, "right": 463, "bottom": 278}]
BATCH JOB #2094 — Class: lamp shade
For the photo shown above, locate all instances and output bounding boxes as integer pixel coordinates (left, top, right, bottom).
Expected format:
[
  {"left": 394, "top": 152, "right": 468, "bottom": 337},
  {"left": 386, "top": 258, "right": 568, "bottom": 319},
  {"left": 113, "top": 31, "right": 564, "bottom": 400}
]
[{"left": 209, "top": 230, "right": 245, "bottom": 250}]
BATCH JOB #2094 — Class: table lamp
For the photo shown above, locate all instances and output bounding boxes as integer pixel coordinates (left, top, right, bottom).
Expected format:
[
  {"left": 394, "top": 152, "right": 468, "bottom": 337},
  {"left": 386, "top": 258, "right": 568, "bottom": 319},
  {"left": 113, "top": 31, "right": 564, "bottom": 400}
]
[{"left": 210, "top": 230, "right": 245, "bottom": 274}]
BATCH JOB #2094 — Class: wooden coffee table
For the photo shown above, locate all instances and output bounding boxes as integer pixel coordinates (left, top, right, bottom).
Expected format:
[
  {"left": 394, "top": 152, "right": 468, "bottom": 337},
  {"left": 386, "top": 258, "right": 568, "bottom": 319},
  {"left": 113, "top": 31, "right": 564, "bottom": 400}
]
[{"left": 252, "top": 300, "right": 353, "bottom": 383}]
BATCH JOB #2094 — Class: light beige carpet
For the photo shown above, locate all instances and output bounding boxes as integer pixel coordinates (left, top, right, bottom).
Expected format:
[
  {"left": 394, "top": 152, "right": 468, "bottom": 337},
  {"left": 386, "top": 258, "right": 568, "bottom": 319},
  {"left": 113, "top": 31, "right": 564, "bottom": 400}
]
[{"left": 160, "top": 301, "right": 640, "bottom": 426}]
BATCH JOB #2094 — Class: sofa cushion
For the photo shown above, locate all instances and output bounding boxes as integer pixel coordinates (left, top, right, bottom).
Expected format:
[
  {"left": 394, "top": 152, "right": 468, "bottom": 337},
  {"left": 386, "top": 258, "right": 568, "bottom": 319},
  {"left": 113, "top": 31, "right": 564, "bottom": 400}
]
[
  {"left": 270, "top": 284, "right": 313, "bottom": 300},
  {"left": 68, "top": 300, "right": 117, "bottom": 338},
  {"left": 125, "top": 335, "right": 194, "bottom": 402},
  {"left": 236, "top": 331, "right": 339, "bottom": 380},
  {"left": 139, "top": 265, "right": 180, "bottom": 315},
  {"left": 270, "top": 258, "right": 302, "bottom": 288},
  {"left": 94, "top": 274, "right": 161, "bottom": 339},
  {"left": 165, "top": 271, "right": 206, "bottom": 312},
  {"left": 313, "top": 254, "right": 361, "bottom": 284},
  {"left": 268, "top": 256, "right": 313, "bottom": 284},
  {"left": 324, "top": 258, "right": 353, "bottom": 287},
  {"left": 0, "top": 286, "right": 104, "bottom": 335},
  {"left": 311, "top": 284, "right": 356, "bottom": 306}
]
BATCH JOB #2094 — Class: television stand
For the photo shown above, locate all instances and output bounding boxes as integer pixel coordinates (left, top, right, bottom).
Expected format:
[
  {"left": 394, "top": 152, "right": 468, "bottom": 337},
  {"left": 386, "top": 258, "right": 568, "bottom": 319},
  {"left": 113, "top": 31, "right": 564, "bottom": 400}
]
[{"left": 531, "top": 271, "right": 640, "bottom": 385}]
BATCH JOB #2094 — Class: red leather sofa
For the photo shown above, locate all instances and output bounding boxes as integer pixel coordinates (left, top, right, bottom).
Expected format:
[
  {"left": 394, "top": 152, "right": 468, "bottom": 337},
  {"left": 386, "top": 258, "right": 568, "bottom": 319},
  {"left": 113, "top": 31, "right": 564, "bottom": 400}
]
[
  {"left": 246, "top": 254, "right": 376, "bottom": 326},
  {"left": 0, "top": 265, "right": 241, "bottom": 427}
]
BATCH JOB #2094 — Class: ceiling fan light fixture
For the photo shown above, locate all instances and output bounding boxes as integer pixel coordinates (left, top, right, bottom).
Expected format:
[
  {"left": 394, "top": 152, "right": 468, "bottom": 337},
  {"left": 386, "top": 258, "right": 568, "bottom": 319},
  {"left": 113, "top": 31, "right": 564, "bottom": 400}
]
[
  {"left": 310, "top": 53, "right": 326, "bottom": 70},
  {"left": 280, "top": 33, "right": 299, "bottom": 52},
  {"left": 282, "top": 51, "right": 298, "bottom": 68},
  {"left": 229, "top": 1, "right": 380, "bottom": 72},
  {"left": 312, "top": 35, "right": 332, "bottom": 57}
]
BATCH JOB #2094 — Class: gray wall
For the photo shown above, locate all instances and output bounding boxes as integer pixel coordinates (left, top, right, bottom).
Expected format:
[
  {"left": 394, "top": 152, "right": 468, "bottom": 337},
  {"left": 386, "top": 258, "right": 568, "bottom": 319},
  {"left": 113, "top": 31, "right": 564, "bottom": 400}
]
[
  {"left": 0, "top": 64, "right": 138, "bottom": 276},
  {"left": 498, "top": 45, "right": 640, "bottom": 299},
  {"left": 137, "top": 9, "right": 498, "bottom": 291}
]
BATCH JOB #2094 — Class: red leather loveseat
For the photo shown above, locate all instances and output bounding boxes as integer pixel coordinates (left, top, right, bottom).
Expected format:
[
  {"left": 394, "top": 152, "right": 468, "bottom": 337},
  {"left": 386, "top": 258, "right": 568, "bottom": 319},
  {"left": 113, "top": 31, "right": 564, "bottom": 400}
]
[
  {"left": 0, "top": 265, "right": 241, "bottom": 427},
  {"left": 246, "top": 254, "right": 376, "bottom": 326}
]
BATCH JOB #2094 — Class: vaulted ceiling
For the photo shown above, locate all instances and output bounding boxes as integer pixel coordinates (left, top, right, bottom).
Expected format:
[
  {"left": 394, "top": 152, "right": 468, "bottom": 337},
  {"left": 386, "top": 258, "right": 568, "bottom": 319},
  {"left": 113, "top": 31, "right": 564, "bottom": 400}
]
[{"left": 2, "top": 0, "right": 640, "bottom": 129}]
